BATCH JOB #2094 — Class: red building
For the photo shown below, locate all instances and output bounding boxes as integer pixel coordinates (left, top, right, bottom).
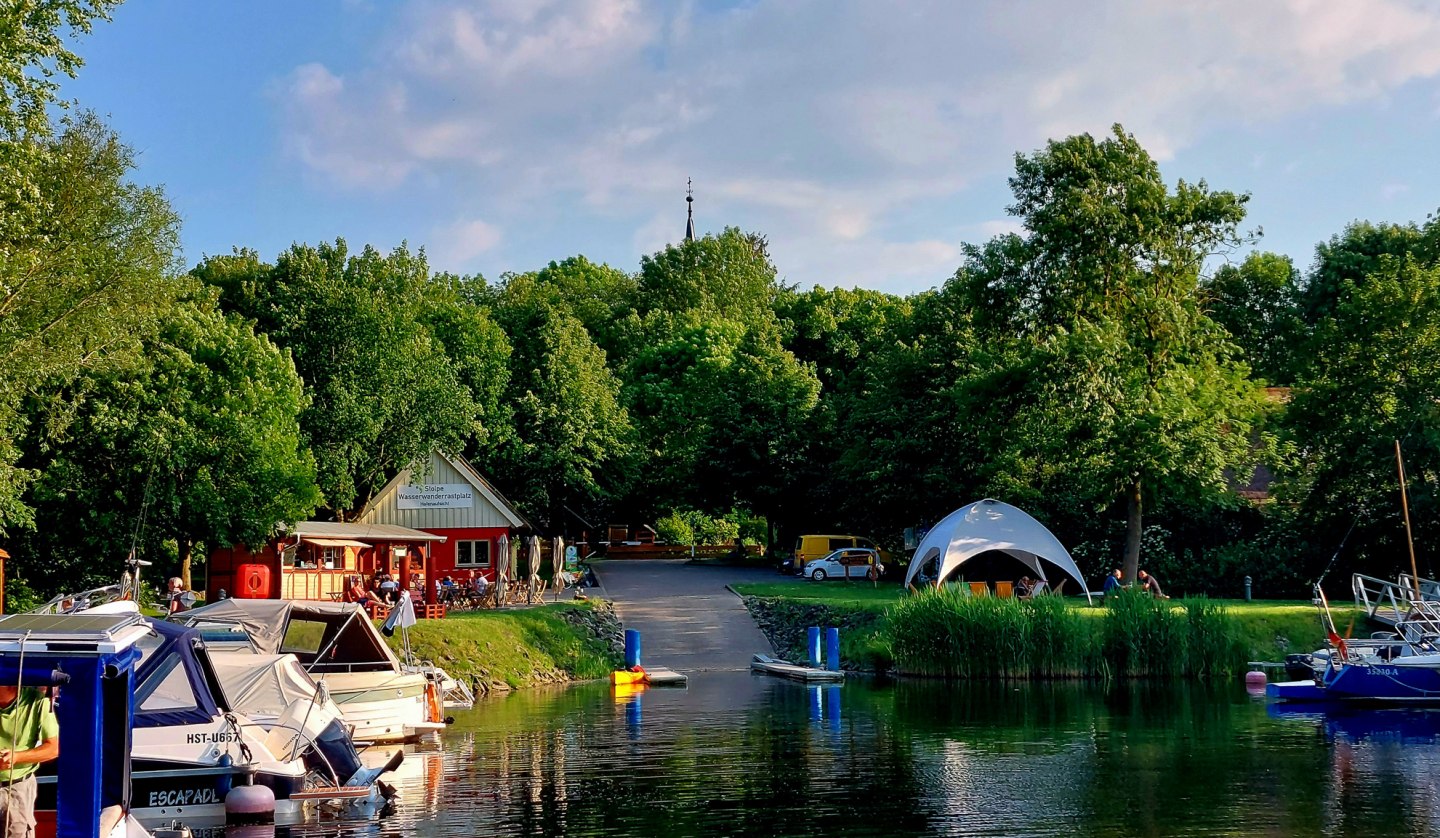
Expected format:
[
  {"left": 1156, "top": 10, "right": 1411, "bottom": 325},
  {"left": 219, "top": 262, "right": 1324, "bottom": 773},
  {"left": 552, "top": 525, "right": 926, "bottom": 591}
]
[
  {"left": 207, "top": 521, "right": 446, "bottom": 603},
  {"left": 355, "top": 451, "right": 529, "bottom": 588}
]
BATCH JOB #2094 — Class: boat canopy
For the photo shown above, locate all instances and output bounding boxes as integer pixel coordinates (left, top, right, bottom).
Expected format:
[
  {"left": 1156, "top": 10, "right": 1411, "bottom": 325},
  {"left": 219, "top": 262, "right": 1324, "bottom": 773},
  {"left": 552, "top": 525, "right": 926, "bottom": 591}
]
[
  {"left": 178, "top": 599, "right": 401, "bottom": 673},
  {"left": 133, "top": 618, "right": 224, "bottom": 728},
  {"left": 209, "top": 653, "right": 320, "bottom": 718},
  {"left": 903, "top": 499, "right": 1093, "bottom": 603}
]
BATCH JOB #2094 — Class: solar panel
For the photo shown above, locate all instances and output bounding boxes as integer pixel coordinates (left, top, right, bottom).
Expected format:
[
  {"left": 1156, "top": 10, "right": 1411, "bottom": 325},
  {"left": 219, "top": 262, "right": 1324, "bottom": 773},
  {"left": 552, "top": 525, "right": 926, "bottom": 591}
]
[{"left": 0, "top": 613, "right": 149, "bottom": 654}]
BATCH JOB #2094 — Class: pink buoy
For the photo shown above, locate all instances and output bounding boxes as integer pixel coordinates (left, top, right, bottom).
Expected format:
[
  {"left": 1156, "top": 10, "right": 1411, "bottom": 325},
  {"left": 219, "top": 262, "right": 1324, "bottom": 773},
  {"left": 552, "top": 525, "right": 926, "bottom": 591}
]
[
  {"left": 1244, "top": 670, "right": 1267, "bottom": 695},
  {"left": 226, "top": 784, "right": 276, "bottom": 825}
]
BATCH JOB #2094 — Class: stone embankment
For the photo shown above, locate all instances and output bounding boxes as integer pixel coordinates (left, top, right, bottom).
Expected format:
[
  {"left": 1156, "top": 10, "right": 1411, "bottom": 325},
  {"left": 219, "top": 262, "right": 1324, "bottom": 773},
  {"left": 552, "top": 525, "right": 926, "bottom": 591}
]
[{"left": 740, "top": 595, "right": 888, "bottom": 671}]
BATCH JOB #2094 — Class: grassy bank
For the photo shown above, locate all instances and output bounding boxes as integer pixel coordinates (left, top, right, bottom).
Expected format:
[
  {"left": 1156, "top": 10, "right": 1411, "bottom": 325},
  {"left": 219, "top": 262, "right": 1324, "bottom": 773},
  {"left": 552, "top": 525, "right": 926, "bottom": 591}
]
[
  {"left": 386, "top": 601, "right": 622, "bottom": 693},
  {"left": 736, "top": 583, "right": 1353, "bottom": 679}
]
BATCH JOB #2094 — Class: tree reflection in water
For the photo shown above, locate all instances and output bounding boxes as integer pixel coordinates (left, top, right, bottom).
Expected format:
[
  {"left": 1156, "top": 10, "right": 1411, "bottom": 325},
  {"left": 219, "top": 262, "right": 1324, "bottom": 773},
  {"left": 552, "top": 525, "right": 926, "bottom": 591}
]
[{"left": 273, "top": 674, "right": 1440, "bottom": 837}]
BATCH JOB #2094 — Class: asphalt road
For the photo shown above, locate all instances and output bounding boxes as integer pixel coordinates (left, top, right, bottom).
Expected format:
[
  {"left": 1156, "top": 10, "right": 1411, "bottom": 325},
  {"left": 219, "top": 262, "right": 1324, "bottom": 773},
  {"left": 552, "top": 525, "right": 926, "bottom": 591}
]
[{"left": 590, "top": 560, "right": 779, "bottom": 673}]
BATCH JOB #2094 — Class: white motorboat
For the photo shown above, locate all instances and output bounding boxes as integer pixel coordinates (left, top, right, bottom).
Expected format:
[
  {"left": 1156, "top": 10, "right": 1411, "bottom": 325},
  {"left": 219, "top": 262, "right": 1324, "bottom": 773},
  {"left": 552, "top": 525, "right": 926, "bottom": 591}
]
[
  {"left": 177, "top": 599, "right": 448, "bottom": 742},
  {"left": 36, "top": 617, "right": 396, "bottom": 828}
]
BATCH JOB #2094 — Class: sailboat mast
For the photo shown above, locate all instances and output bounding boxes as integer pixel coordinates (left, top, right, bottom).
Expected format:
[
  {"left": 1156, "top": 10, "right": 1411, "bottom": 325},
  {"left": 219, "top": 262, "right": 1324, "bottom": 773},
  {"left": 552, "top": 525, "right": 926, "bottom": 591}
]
[{"left": 1397, "top": 439, "right": 1422, "bottom": 600}]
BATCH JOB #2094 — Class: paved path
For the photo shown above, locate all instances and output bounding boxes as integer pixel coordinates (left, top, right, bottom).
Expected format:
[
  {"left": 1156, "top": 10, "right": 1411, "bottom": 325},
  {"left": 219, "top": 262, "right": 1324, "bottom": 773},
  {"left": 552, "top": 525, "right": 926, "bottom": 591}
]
[{"left": 591, "top": 560, "right": 779, "bottom": 672}]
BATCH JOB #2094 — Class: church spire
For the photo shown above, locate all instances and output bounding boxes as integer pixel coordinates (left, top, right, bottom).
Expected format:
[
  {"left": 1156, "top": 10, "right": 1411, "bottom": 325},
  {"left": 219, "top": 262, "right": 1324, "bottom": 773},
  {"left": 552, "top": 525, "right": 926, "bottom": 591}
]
[{"left": 684, "top": 178, "right": 696, "bottom": 242}]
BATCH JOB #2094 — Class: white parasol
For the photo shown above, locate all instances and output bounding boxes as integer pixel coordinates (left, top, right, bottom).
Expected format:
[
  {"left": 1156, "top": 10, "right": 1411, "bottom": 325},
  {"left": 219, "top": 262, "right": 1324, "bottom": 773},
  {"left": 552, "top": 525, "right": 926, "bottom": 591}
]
[
  {"left": 552, "top": 535, "right": 566, "bottom": 601},
  {"left": 495, "top": 533, "right": 509, "bottom": 606},
  {"left": 528, "top": 535, "right": 542, "bottom": 603}
]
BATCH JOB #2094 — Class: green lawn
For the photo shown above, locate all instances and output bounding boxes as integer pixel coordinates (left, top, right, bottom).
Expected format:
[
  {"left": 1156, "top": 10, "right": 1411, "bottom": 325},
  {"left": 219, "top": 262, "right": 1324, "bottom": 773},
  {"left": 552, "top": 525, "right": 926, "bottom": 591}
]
[
  {"left": 387, "top": 602, "right": 620, "bottom": 691},
  {"left": 732, "top": 581, "right": 906, "bottom": 608}
]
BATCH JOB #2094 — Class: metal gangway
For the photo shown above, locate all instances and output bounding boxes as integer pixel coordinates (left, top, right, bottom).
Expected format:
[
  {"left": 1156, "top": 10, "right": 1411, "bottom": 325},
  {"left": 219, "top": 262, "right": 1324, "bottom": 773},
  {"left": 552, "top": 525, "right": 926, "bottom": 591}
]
[{"left": 1352, "top": 572, "right": 1440, "bottom": 628}]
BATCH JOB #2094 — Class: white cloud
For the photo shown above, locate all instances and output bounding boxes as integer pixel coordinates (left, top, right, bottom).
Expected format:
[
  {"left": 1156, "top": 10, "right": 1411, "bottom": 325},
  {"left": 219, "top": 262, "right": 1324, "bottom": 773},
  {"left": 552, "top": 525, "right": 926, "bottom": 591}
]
[
  {"left": 273, "top": 0, "right": 1440, "bottom": 289},
  {"left": 429, "top": 218, "right": 503, "bottom": 268}
]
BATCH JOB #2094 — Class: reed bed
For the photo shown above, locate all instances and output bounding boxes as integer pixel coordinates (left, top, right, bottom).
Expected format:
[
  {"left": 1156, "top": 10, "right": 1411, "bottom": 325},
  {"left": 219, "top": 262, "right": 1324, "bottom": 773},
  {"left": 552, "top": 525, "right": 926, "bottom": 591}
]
[{"left": 888, "top": 587, "right": 1248, "bottom": 680}]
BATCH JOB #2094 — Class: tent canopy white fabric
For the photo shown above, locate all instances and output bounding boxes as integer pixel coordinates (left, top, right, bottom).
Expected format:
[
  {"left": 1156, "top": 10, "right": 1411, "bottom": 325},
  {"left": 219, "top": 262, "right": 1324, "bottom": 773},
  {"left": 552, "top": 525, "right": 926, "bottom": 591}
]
[{"left": 903, "top": 499, "right": 1092, "bottom": 602}]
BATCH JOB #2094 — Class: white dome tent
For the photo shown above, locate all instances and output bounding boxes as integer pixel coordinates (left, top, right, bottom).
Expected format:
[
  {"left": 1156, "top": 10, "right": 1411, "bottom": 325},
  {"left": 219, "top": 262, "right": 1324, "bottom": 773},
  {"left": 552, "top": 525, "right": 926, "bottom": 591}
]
[{"left": 903, "top": 499, "right": 1093, "bottom": 603}]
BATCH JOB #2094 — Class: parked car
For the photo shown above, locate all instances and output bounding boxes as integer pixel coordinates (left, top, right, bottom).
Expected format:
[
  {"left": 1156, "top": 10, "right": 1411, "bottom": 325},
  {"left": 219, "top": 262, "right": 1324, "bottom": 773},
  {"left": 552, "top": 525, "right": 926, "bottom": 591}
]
[
  {"left": 804, "top": 548, "right": 883, "bottom": 581},
  {"left": 785, "top": 534, "right": 890, "bottom": 574}
]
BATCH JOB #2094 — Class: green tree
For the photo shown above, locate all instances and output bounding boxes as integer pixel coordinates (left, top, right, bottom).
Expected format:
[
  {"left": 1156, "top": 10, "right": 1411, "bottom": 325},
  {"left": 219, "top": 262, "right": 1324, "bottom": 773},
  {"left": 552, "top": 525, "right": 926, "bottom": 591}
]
[
  {"left": 484, "top": 274, "right": 632, "bottom": 527},
  {"left": 1203, "top": 252, "right": 1303, "bottom": 384},
  {"left": 1281, "top": 255, "right": 1440, "bottom": 572},
  {"left": 195, "top": 241, "right": 480, "bottom": 517},
  {"left": 957, "top": 125, "right": 1268, "bottom": 583},
  {"left": 0, "top": 113, "right": 181, "bottom": 532},
  {"left": 22, "top": 287, "right": 320, "bottom": 589},
  {"left": 0, "top": 0, "right": 119, "bottom": 239},
  {"left": 622, "top": 231, "right": 819, "bottom": 532}
]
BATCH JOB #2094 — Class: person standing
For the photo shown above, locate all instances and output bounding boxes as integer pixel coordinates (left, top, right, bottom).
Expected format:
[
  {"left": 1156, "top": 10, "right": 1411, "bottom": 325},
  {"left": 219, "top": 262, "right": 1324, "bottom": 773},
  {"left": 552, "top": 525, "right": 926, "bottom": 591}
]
[
  {"left": 0, "top": 684, "right": 59, "bottom": 837},
  {"left": 166, "top": 577, "right": 192, "bottom": 614}
]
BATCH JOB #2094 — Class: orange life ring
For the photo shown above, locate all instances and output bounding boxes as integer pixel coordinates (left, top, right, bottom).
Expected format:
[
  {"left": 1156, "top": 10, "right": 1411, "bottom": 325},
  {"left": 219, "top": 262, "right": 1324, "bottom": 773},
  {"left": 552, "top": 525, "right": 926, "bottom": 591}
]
[{"left": 245, "top": 571, "right": 264, "bottom": 596}]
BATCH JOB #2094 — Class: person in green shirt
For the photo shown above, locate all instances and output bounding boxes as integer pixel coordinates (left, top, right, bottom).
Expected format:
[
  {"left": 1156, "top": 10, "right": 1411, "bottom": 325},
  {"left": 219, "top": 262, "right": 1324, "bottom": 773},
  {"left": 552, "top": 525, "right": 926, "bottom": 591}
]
[{"left": 0, "top": 685, "right": 59, "bottom": 838}]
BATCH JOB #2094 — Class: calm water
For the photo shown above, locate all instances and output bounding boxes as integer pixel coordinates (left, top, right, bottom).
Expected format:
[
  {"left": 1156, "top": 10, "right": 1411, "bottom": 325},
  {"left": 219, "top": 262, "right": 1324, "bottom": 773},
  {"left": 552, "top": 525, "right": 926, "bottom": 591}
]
[{"left": 272, "top": 673, "right": 1440, "bottom": 837}]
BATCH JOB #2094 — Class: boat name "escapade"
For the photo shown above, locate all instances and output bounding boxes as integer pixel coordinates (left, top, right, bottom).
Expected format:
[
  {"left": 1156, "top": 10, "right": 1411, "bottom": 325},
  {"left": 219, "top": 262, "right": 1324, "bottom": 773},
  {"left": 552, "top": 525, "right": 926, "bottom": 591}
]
[{"left": 148, "top": 787, "right": 220, "bottom": 807}]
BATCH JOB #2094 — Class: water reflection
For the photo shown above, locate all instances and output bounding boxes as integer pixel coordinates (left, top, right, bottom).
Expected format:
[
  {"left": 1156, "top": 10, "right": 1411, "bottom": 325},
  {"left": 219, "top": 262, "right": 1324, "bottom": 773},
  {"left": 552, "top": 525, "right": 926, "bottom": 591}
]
[{"left": 268, "top": 675, "right": 1440, "bottom": 837}]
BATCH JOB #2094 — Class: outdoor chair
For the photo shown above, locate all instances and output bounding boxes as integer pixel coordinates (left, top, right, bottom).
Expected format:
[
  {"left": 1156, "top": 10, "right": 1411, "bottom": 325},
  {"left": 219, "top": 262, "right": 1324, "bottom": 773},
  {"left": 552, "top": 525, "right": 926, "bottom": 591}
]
[
  {"left": 995, "top": 581, "right": 1014, "bottom": 598},
  {"left": 969, "top": 581, "right": 990, "bottom": 597}
]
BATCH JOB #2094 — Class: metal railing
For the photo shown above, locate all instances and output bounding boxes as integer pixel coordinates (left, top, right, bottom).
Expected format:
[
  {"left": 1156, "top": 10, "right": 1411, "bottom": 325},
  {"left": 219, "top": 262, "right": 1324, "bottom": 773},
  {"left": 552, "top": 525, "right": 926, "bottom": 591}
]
[{"left": 1353, "top": 573, "right": 1417, "bottom": 621}]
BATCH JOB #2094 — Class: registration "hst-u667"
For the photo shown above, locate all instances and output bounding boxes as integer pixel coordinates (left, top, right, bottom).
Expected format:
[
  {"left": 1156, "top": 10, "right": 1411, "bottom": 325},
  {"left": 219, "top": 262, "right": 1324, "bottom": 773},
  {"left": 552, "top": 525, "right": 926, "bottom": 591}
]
[{"left": 184, "top": 730, "right": 240, "bottom": 744}]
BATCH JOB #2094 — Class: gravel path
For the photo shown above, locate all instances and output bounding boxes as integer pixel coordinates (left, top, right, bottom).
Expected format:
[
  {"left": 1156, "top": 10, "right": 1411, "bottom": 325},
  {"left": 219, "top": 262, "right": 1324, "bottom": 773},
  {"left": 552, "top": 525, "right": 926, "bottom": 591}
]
[{"left": 590, "top": 560, "right": 778, "bottom": 672}]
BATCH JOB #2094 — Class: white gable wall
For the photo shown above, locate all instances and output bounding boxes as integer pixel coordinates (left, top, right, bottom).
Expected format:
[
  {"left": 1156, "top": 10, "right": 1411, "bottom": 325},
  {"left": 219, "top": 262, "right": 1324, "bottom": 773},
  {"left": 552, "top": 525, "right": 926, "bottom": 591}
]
[{"left": 358, "top": 452, "right": 518, "bottom": 530}]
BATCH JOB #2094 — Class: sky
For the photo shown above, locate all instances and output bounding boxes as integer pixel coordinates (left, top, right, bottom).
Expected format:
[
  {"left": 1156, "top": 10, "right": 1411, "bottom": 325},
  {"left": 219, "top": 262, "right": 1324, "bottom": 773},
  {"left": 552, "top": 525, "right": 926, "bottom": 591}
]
[{"left": 58, "top": 0, "right": 1440, "bottom": 295}]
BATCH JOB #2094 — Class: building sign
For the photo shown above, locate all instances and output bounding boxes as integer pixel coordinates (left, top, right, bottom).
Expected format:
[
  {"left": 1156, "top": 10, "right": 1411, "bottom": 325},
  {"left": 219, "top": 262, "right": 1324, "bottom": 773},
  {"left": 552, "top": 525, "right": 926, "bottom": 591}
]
[{"left": 397, "top": 484, "right": 474, "bottom": 510}]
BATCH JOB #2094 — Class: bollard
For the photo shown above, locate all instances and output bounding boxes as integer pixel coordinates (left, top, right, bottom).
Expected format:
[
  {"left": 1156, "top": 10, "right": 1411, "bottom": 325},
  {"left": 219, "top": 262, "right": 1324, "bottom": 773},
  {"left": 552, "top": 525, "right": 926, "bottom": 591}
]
[
  {"left": 825, "top": 627, "right": 840, "bottom": 672},
  {"left": 624, "top": 629, "right": 642, "bottom": 669},
  {"left": 1244, "top": 575, "right": 1252, "bottom": 602},
  {"left": 807, "top": 627, "right": 822, "bottom": 667}
]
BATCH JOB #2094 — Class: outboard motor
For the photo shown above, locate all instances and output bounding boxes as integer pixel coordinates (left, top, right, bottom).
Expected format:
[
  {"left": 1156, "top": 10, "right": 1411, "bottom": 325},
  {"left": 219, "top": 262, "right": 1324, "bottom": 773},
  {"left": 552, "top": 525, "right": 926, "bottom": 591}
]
[{"left": 263, "top": 698, "right": 402, "bottom": 792}]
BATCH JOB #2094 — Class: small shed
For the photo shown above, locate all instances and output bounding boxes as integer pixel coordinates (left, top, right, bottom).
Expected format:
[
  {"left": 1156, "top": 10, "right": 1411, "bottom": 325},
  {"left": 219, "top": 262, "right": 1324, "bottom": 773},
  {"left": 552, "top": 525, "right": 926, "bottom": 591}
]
[{"left": 355, "top": 451, "right": 529, "bottom": 588}]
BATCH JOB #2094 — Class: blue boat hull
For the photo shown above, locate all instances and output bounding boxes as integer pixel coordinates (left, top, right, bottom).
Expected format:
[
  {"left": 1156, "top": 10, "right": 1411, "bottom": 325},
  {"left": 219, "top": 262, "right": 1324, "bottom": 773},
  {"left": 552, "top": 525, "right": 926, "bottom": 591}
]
[{"left": 1321, "top": 661, "right": 1440, "bottom": 702}]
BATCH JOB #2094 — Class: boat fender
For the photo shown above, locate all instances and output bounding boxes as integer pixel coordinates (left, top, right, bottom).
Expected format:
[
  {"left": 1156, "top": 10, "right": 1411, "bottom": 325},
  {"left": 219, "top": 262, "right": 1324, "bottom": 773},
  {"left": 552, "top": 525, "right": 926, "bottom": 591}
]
[
  {"left": 425, "top": 681, "right": 443, "bottom": 724},
  {"left": 225, "top": 784, "right": 276, "bottom": 825},
  {"left": 216, "top": 752, "right": 234, "bottom": 797},
  {"left": 1244, "top": 670, "right": 1267, "bottom": 693}
]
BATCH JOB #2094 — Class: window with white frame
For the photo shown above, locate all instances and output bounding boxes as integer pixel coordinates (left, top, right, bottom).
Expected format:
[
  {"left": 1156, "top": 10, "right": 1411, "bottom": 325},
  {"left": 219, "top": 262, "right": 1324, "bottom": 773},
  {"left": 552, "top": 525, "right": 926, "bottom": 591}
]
[{"left": 456, "top": 540, "right": 491, "bottom": 568}]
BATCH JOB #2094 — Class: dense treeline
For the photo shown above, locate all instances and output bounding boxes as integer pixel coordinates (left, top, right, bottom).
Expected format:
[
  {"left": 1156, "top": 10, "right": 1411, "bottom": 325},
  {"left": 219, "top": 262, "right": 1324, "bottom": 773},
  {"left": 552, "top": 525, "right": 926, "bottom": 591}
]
[{"left": 3, "top": 7, "right": 1439, "bottom": 602}]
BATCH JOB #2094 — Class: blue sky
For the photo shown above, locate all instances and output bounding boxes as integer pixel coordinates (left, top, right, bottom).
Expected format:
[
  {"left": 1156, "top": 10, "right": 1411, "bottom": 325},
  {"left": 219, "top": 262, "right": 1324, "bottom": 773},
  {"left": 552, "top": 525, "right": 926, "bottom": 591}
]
[{"left": 61, "top": 0, "right": 1440, "bottom": 294}]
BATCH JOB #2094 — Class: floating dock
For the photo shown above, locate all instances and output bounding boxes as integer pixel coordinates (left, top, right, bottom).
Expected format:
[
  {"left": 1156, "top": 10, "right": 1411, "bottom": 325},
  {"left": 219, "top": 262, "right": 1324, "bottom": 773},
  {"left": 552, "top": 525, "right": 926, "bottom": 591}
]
[{"left": 750, "top": 654, "right": 845, "bottom": 683}]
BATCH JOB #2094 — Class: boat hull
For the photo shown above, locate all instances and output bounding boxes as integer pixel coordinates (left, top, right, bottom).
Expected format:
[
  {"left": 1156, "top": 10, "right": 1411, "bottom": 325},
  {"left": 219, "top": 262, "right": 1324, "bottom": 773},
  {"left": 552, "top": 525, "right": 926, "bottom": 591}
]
[
  {"left": 323, "top": 671, "right": 434, "bottom": 742},
  {"left": 1322, "top": 660, "right": 1440, "bottom": 702}
]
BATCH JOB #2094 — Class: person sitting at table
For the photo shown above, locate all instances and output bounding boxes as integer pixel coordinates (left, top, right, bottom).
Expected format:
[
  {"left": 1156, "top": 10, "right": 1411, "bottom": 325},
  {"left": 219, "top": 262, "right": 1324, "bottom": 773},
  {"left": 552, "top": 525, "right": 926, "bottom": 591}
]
[
  {"left": 378, "top": 574, "right": 398, "bottom": 603},
  {"left": 346, "top": 575, "right": 382, "bottom": 605},
  {"left": 1016, "top": 576, "right": 1035, "bottom": 598}
]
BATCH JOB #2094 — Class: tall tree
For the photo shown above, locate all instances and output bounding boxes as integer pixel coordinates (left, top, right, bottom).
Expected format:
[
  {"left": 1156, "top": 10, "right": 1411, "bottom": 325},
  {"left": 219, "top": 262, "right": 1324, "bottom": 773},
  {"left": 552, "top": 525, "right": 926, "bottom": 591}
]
[
  {"left": 957, "top": 125, "right": 1267, "bottom": 582},
  {"left": 623, "top": 231, "right": 819, "bottom": 530},
  {"left": 1281, "top": 255, "right": 1440, "bottom": 573},
  {"left": 1203, "top": 252, "right": 1303, "bottom": 385},
  {"left": 484, "top": 274, "right": 631, "bottom": 528},
  {"left": 22, "top": 287, "right": 320, "bottom": 589},
  {"left": 0, "top": 113, "right": 181, "bottom": 532},
  {"left": 195, "top": 242, "right": 481, "bottom": 517}
]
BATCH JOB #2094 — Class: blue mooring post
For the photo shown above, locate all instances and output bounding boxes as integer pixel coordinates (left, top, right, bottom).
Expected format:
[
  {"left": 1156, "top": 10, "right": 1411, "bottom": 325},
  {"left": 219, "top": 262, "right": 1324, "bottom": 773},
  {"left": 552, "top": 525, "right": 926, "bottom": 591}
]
[
  {"left": 624, "top": 629, "right": 641, "bottom": 668},
  {"left": 825, "top": 627, "right": 840, "bottom": 672},
  {"left": 807, "top": 626, "right": 822, "bottom": 667},
  {"left": 1244, "top": 575, "right": 1253, "bottom": 602}
]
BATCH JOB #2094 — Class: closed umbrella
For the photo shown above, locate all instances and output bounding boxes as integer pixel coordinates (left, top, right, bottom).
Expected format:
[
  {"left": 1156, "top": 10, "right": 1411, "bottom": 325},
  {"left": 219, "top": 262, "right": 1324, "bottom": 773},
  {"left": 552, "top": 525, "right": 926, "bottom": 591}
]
[
  {"left": 528, "top": 535, "right": 542, "bottom": 603},
  {"left": 552, "top": 536, "right": 565, "bottom": 602},
  {"left": 495, "top": 534, "right": 509, "bottom": 606}
]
